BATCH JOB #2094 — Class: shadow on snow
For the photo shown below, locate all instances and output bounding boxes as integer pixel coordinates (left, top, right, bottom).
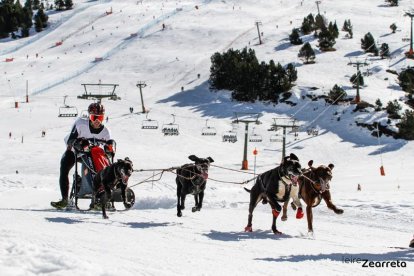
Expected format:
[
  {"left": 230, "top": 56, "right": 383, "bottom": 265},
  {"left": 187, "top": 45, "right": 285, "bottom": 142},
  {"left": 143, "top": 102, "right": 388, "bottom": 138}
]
[
  {"left": 255, "top": 249, "right": 413, "bottom": 263},
  {"left": 203, "top": 229, "right": 294, "bottom": 241}
]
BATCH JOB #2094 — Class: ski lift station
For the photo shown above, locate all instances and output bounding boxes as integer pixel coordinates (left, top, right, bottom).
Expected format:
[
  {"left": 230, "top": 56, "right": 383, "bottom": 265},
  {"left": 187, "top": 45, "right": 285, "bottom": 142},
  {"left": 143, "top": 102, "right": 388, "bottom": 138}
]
[{"left": 78, "top": 83, "right": 121, "bottom": 101}]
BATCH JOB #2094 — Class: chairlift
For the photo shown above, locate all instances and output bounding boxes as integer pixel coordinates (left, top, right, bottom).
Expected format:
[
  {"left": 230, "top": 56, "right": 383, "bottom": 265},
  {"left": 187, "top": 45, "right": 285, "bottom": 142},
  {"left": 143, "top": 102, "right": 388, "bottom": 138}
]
[
  {"left": 249, "top": 127, "right": 262, "bottom": 143},
  {"left": 307, "top": 127, "right": 319, "bottom": 136},
  {"left": 222, "top": 130, "right": 237, "bottom": 143},
  {"left": 270, "top": 133, "right": 282, "bottom": 143},
  {"left": 201, "top": 119, "right": 217, "bottom": 136},
  {"left": 58, "top": 96, "right": 78, "bottom": 117},
  {"left": 162, "top": 114, "right": 179, "bottom": 136},
  {"left": 141, "top": 111, "right": 159, "bottom": 129},
  {"left": 289, "top": 126, "right": 299, "bottom": 141},
  {"left": 267, "top": 125, "right": 279, "bottom": 132},
  {"left": 289, "top": 126, "right": 299, "bottom": 134}
]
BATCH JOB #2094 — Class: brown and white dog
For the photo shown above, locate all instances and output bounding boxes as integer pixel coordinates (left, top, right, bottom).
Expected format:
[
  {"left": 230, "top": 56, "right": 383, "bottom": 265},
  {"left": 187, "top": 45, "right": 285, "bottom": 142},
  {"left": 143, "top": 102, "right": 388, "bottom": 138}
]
[
  {"left": 244, "top": 153, "right": 302, "bottom": 234},
  {"left": 282, "top": 160, "right": 343, "bottom": 233}
]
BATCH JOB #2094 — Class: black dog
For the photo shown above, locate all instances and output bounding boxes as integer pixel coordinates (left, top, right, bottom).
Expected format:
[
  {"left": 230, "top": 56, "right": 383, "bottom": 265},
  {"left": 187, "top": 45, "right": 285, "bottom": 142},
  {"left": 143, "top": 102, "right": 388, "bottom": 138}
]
[
  {"left": 92, "top": 157, "right": 133, "bottom": 219},
  {"left": 176, "top": 155, "right": 214, "bottom": 217},
  {"left": 244, "top": 153, "right": 302, "bottom": 234}
]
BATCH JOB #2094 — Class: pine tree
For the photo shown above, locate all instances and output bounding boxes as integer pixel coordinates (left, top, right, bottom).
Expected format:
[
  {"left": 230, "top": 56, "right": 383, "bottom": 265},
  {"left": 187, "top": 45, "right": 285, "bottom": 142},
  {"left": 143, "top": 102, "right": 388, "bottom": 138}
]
[
  {"left": 14, "top": 0, "right": 24, "bottom": 27},
  {"left": 350, "top": 73, "right": 364, "bottom": 87},
  {"left": 36, "top": 7, "right": 48, "bottom": 28},
  {"left": 390, "top": 23, "right": 397, "bottom": 33},
  {"left": 398, "top": 110, "right": 414, "bottom": 140},
  {"left": 318, "top": 26, "right": 336, "bottom": 51},
  {"left": 34, "top": 14, "right": 42, "bottom": 32},
  {"left": 65, "top": 0, "right": 73, "bottom": 9},
  {"left": 361, "top": 32, "right": 378, "bottom": 55},
  {"left": 342, "top": 19, "right": 350, "bottom": 31},
  {"left": 285, "top": 63, "right": 297, "bottom": 86},
  {"left": 333, "top": 21, "right": 339, "bottom": 38},
  {"left": 375, "top": 99, "right": 383, "bottom": 111},
  {"left": 0, "top": 15, "right": 7, "bottom": 38},
  {"left": 328, "top": 84, "right": 346, "bottom": 103},
  {"left": 21, "top": 7, "right": 33, "bottom": 37},
  {"left": 298, "top": 42, "right": 316, "bottom": 64},
  {"left": 315, "top": 14, "right": 326, "bottom": 31},
  {"left": 379, "top": 43, "right": 390, "bottom": 58},
  {"left": 328, "top": 21, "right": 339, "bottom": 39},
  {"left": 301, "top": 14, "right": 314, "bottom": 35},
  {"left": 289, "top": 28, "right": 303, "bottom": 45},
  {"left": 55, "top": 0, "right": 65, "bottom": 10},
  {"left": 386, "top": 100, "right": 402, "bottom": 119},
  {"left": 33, "top": 0, "right": 40, "bottom": 9},
  {"left": 398, "top": 67, "right": 414, "bottom": 95}
]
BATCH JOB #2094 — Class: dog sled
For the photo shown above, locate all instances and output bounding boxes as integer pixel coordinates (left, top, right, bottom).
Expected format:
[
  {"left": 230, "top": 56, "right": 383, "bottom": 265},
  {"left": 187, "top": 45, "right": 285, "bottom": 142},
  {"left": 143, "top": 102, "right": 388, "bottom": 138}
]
[{"left": 68, "top": 138, "right": 135, "bottom": 211}]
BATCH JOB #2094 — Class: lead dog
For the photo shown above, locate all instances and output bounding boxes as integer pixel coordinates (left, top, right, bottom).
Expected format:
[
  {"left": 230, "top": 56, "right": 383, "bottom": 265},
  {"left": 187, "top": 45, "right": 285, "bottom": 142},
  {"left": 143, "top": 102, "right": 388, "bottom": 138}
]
[
  {"left": 93, "top": 157, "right": 133, "bottom": 219},
  {"left": 176, "top": 155, "right": 214, "bottom": 217},
  {"left": 286, "top": 160, "right": 343, "bottom": 233},
  {"left": 244, "top": 153, "right": 302, "bottom": 234}
]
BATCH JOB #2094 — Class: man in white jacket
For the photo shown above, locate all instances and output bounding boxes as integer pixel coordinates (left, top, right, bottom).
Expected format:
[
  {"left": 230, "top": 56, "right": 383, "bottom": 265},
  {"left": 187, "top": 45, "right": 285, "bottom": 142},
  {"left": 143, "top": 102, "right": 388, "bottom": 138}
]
[{"left": 51, "top": 102, "right": 112, "bottom": 209}]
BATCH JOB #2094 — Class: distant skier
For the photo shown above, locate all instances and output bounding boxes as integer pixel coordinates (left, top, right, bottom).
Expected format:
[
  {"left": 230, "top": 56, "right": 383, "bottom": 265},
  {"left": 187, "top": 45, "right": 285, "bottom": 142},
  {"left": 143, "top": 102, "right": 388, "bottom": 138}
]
[{"left": 51, "top": 102, "right": 112, "bottom": 209}]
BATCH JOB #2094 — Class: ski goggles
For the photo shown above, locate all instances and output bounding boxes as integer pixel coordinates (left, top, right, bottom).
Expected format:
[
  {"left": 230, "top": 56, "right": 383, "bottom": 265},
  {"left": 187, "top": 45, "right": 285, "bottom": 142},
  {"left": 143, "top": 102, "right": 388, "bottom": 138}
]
[{"left": 89, "top": 114, "right": 105, "bottom": 122}]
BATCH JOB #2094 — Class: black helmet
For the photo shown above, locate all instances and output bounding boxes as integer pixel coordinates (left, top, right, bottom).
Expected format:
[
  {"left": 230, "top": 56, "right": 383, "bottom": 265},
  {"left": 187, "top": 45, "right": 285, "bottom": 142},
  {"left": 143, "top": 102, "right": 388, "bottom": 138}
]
[{"left": 88, "top": 102, "right": 105, "bottom": 115}]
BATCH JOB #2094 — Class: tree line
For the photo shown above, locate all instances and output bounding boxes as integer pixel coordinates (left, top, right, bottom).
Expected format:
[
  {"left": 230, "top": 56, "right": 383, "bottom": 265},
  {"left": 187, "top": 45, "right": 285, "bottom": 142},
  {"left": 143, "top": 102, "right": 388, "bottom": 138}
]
[
  {"left": 0, "top": 0, "right": 73, "bottom": 39},
  {"left": 209, "top": 47, "right": 297, "bottom": 103}
]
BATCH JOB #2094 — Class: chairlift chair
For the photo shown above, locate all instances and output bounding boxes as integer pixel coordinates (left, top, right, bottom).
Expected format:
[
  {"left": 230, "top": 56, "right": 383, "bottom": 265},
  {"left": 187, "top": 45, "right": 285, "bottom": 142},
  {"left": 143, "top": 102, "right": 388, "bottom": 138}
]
[
  {"left": 307, "top": 127, "right": 319, "bottom": 136},
  {"left": 289, "top": 126, "right": 299, "bottom": 141},
  {"left": 141, "top": 111, "right": 159, "bottom": 129},
  {"left": 222, "top": 130, "right": 237, "bottom": 143},
  {"left": 270, "top": 131, "right": 283, "bottom": 142},
  {"left": 58, "top": 96, "right": 78, "bottom": 117},
  {"left": 201, "top": 119, "right": 217, "bottom": 136},
  {"left": 249, "top": 127, "right": 262, "bottom": 143},
  {"left": 162, "top": 114, "right": 179, "bottom": 136},
  {"left": 270, "top": 135, "right": 282, "bottom": 143}
]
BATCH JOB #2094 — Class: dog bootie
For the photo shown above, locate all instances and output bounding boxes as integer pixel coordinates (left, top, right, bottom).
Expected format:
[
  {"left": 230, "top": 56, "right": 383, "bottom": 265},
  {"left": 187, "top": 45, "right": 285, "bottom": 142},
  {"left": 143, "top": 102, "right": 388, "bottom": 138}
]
[
  {"left": 272, "top": 209, "right": 280, "bottom": 218},
  {"left": 51, "top": 199, "right": 68, "bottom": 209},
  {"left": 296, "top": 207, "right": 304, "bottom": 219},
  {"left": 244, "top": 226, "right": 253, "bottom": 232}
]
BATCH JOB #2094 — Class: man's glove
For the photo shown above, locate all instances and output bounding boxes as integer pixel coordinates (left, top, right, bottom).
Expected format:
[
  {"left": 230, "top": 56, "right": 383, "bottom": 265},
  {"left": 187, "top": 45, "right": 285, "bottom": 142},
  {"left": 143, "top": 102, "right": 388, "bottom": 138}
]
[
  {"left": 104, "top": 139, "right": 116, "bottom": 156},
  {"left": 74, "top": 138, "right": 90, "bottom": 152}
]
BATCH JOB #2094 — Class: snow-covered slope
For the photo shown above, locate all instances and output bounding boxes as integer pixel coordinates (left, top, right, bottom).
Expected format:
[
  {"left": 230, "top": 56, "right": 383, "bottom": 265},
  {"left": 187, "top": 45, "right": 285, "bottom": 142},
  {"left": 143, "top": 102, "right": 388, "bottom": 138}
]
[{"left": 0, "top": 0, "right": 413, "bottom": 275}]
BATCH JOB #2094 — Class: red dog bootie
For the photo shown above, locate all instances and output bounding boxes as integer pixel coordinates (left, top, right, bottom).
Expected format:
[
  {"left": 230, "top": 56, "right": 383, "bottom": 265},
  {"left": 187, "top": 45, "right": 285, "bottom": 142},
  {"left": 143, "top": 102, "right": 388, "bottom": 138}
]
[
  {"left": 244, "top": 226, "right": 253, "bottom": 232},
  {"left": 272, "top": 209, "right": 280, "bottom": 218},
  {"left": 296, "top": 207, "right": 304, "bottom": 219}
]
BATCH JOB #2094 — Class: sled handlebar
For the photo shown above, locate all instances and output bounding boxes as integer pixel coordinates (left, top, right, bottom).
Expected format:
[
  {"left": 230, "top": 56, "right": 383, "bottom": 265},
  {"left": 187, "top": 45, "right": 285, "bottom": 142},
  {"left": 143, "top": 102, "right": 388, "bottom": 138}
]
[{"left": 73, "top": 138, "right": 115, "bottom": 153}]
